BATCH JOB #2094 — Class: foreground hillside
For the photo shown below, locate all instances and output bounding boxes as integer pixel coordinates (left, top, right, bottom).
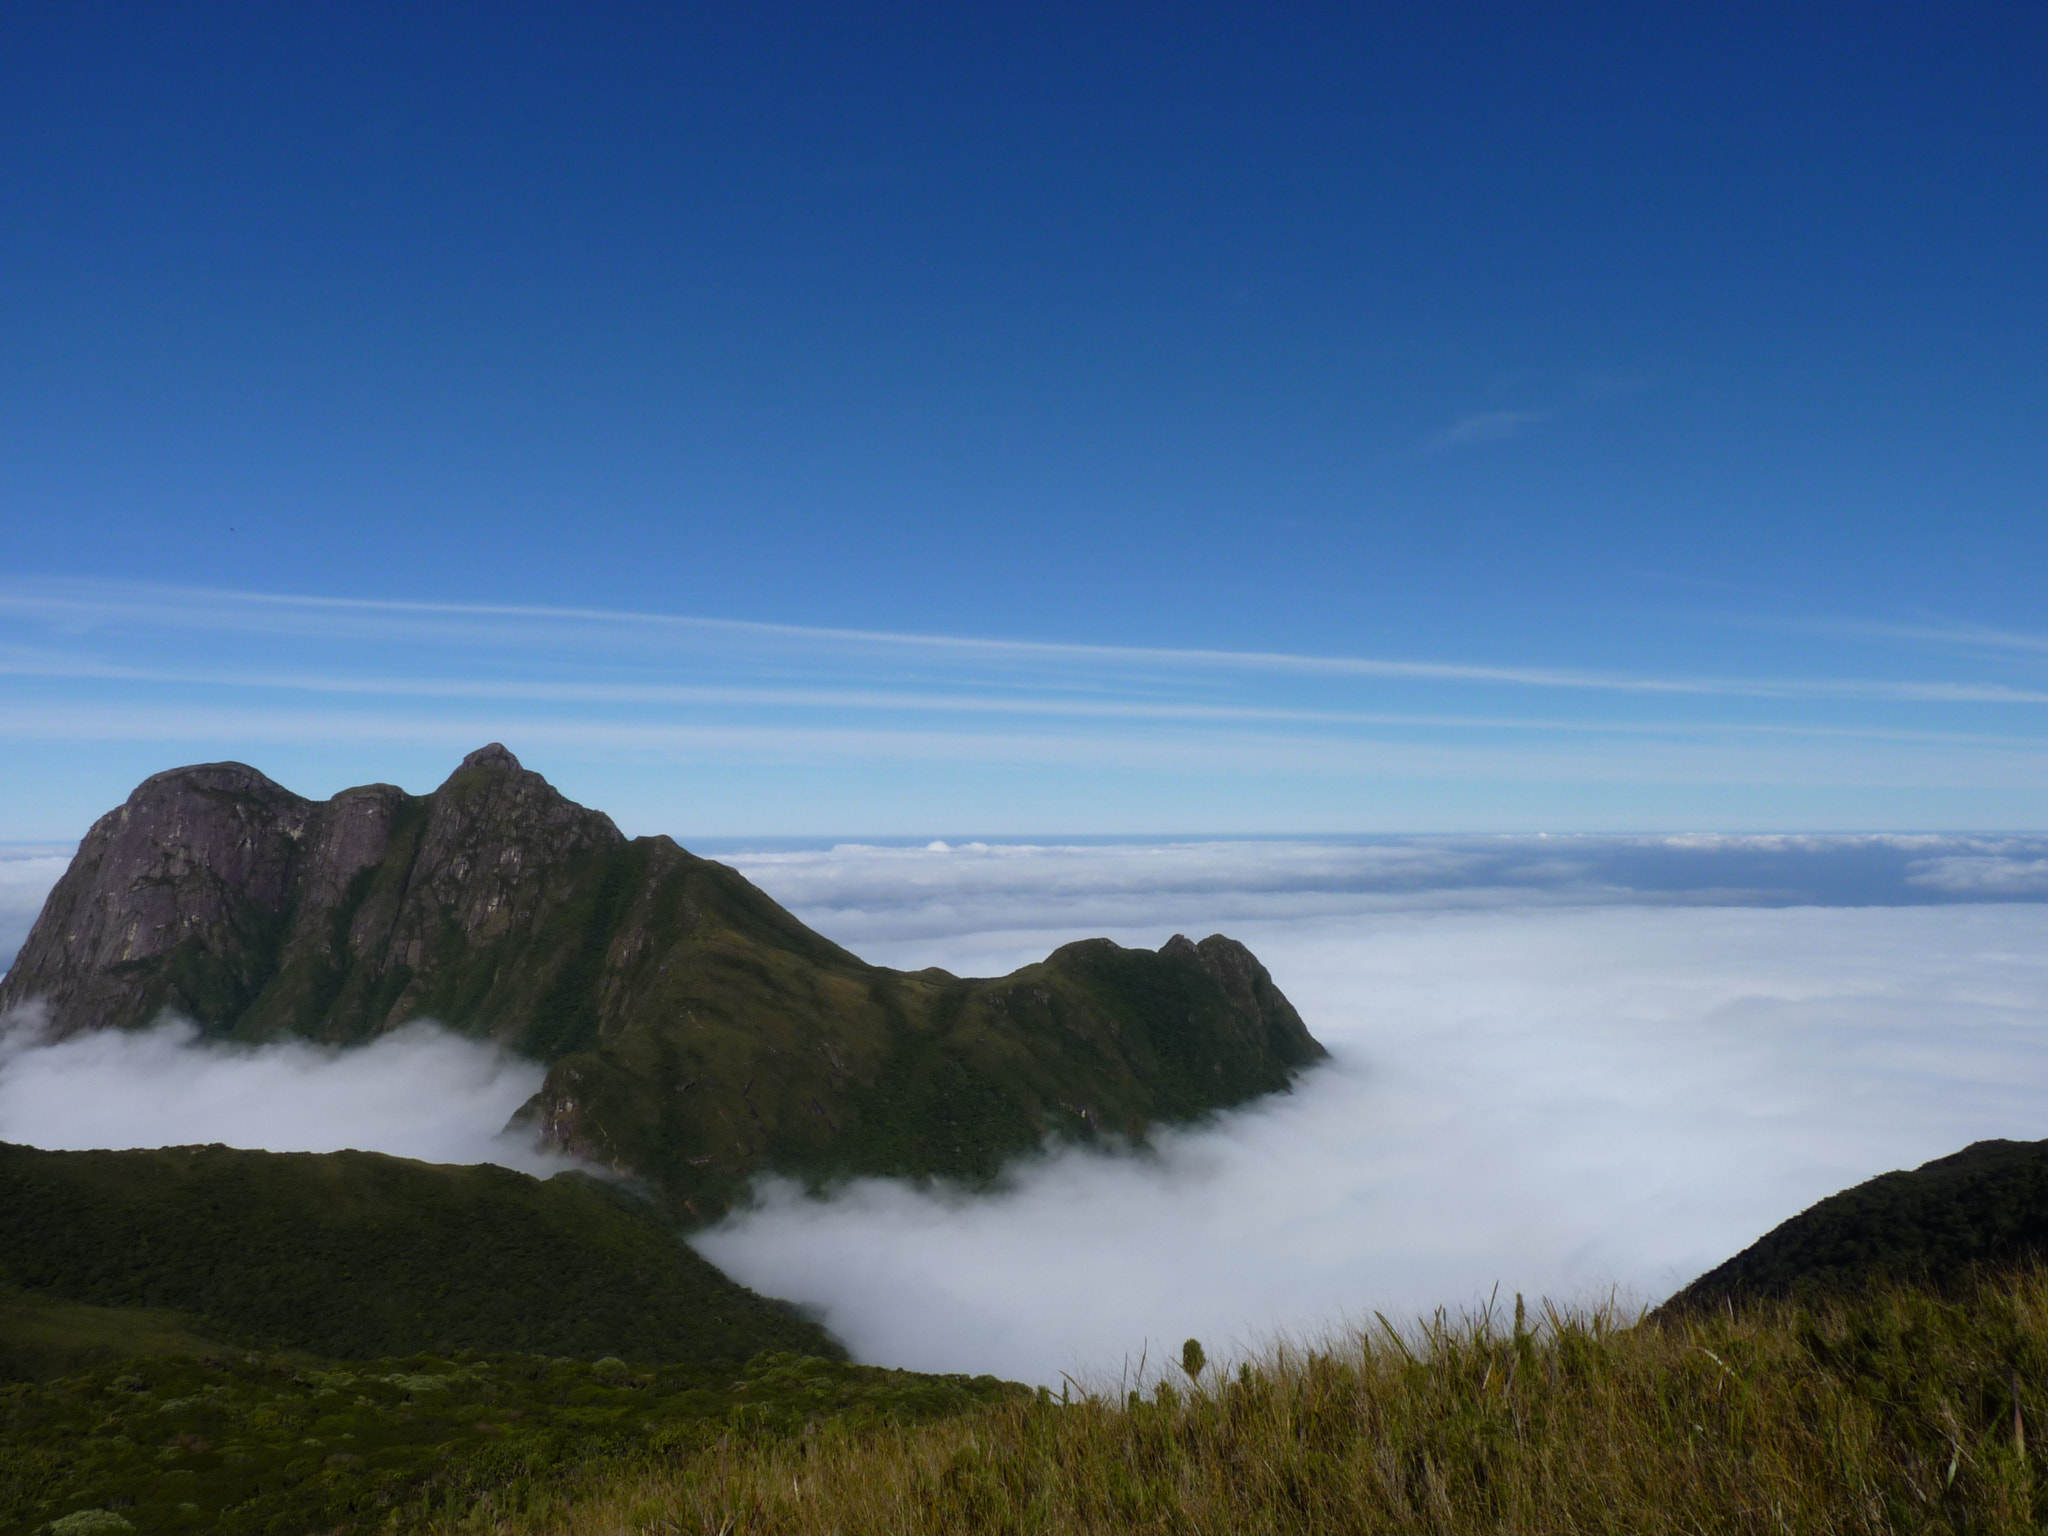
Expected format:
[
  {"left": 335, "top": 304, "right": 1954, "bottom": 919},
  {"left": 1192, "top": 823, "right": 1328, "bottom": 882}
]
[
  {"left": 16, "top": 1272, "right": 2047, "bottom": 1536},
  {"left": 496, "top": 1271, "right": 2048, "bottom": 1536},
  {"left": 1668, "top": 1136, "right": 2048, "bottom": 1310},
  {"left": 0, "top": 745, "right": 1325, "bottom": 1214},
  {"left": 14, "top": 1135, "right": 2048, "bottom": 1535},
  {"left": 0, "top": 1142, "right": 834, "bottom": 1369},
  {"left": 1, "top": 1350, "right": 1019, "bottom": 1536}
]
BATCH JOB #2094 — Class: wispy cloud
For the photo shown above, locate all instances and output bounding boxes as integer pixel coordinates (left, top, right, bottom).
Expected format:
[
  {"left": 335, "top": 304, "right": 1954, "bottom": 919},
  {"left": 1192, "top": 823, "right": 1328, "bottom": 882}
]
[
  {"left": 5, "top": 578, "right": 2048, "bottom": 707},
  {"left": 3, "top": 577, "right": 1680, "bottom": 690},
  {"left": 1425, "top": 409, "right": 1548, "bottom": 450},
  {"left": 3, "top": 578, "right": 2048, "bottom": 832},
  {"left": 1791, "top": 617, "right": 2048, "bottom": 658},
  {"left": 8, "top": 700, "right": 2048, "bottom": 792},
  {"left": 5, "top": 647, "right": 2047, "bottom": 738}
]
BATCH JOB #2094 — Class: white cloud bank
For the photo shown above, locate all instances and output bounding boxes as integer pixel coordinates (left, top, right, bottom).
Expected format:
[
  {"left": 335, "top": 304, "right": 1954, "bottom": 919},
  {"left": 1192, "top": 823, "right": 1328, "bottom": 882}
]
[
  {"left": 718, "top": 832, "right": 2048, "bottom": 959},
  {"left": 0, "top": 1011, "right": 573, "bottom": 1177},
  {"left": 695, "top": 885, "right": 2048, "bottom": 1386},
  {"left": 1908, "top": 853, "right": 2048, "bottom": 896},
  {"left": 5, "top": 835, "right": 2048, "bottom": 1387}
]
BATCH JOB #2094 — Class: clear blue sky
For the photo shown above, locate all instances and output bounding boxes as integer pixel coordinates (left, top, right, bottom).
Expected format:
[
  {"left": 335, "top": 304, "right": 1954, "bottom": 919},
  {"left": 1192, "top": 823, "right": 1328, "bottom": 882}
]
[{"left": 3, "top": 3, "right": 2046, "bottom": 838}]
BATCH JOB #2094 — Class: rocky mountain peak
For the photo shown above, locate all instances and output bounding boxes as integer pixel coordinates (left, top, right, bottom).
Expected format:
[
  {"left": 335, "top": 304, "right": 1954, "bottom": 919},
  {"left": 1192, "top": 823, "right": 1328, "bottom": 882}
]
[
  {"left": 460, "top": 742, "right": 523, "bottom": 772},
  {"left": 0, "top": 747, "right": 621, "bottom": 1042},
  {"left": 2, "top": 749, "right": 1328, "bottom": 1215}
]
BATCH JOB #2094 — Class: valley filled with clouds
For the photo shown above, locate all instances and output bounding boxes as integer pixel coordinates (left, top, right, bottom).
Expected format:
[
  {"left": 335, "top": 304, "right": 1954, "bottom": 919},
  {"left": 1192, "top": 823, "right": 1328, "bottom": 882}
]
[{"left": 5, "top": 835, "right": 2046, "bottom": 1384}]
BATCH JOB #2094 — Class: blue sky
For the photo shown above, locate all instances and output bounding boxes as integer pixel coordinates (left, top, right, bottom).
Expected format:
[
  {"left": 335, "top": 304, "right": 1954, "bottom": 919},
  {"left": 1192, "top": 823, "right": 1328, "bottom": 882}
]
[{"left": 4, "top": 4, "right": 2046, "bottom": 837}]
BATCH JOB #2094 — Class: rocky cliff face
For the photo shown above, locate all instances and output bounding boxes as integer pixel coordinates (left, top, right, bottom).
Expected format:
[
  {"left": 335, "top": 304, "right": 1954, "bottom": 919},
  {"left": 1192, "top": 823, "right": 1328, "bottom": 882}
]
[
  {"left": 0, "top": 745, "right": 624, "bottom": 1044},
  {"left": 1, "top": 747, "right": 1326, "bottom": 1215}
]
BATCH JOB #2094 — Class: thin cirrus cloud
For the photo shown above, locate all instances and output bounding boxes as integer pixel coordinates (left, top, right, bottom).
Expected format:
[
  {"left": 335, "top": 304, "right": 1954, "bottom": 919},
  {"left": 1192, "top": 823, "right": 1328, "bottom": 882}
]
[
  {"left": 7, "top": 577, "right": 2048, "bottom": 702},
  {"left": 12, "top": 641, "right": 2048, "bottom": 711},
  {"left": 1760, "top": 616, "right": 2048, "bottom": 659},
  {"left": 1425, "top": 408, "right": 1549, "bottom": 450},
  {"left": 4, "top": 578, "right": 2048, "bottom": 832},
  {"left": 8, "top": 701, "right": 2048, "bottom": 796}
]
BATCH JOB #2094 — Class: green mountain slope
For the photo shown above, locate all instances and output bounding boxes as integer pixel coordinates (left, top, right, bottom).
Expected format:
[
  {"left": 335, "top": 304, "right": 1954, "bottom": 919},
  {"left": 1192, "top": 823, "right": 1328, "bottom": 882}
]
[
  {"left": 1666, "top": 1137, "right": 2048, "bottom": 1310},
  {"left": 0, "top": 1142, "right": 836, "bottom": 1365},
  {"left": 0, "top": 747, "right": 1326, "bottom": 1214}
]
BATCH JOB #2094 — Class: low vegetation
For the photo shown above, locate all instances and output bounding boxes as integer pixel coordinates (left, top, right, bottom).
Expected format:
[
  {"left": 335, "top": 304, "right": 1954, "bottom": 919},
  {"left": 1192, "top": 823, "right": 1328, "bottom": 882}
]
[
  {"left": 0, "top": 1142, "right": 834, "bottom": 1367},
  {"left": 2, "top": 1349, "right": 1017, "bottom": 1535},
  {"left": 1671, "top": 1137, "right": 2048, "bottom": 1310},
  {"left": 491, "top": 1269, "right": 2048, "bottom": 1536},
  {"left": 0, "top": 1289, "right": 231, "bottom": 1387}
]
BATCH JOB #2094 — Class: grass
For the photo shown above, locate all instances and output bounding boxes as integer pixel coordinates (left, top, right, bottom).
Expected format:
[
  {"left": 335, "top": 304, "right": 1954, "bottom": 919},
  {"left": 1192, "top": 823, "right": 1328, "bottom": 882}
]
[{"left": 480, "top": 1268, "right": 2048, "bottom": 1536}]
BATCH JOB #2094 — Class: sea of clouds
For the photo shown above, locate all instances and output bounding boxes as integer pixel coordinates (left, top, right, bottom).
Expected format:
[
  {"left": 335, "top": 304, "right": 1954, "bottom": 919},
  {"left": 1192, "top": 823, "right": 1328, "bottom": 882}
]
[{"left": 4, "top": 834, "right": 2048, "bottom": 1386}]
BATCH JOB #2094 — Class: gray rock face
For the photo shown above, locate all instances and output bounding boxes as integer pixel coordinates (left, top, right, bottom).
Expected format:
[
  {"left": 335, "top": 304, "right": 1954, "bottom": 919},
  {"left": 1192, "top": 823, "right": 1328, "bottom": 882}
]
[
  {"left": 0, "top": 744, "right": 622, "bottom": 1042},
  {"left": 0, "top": 761, "right": 313, "bottom": 1037}
]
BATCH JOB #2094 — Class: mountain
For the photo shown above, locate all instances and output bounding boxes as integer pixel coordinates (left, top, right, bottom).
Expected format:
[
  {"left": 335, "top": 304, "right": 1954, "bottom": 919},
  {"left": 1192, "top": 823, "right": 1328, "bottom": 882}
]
[
  {"left": 0, "top": 746, "right": 1325, "bottom": 1213},
  {"left": 1665, "top": 1137, "right": 2048, "bottom": 1311},
  {"left": 0, "top": 1140, "right": 837, "bottom": 1365}
]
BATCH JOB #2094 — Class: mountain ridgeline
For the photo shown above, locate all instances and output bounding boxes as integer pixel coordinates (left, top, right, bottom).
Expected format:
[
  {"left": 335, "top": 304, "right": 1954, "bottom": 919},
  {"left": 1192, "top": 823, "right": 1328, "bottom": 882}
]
[
  {"left": 0, "top": 746, "right": 1325, "bottom": 1214},
  {"left": 1664, "top": 1138, "right": 2048, "bottom": 1313}
]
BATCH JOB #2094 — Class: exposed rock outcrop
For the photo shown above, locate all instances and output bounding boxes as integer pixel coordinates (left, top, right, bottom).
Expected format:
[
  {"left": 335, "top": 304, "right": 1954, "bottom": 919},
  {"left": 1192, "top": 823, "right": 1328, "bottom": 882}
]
[
  {"left": 1, "top": 746, "right": 624, "bottom": 1043},
  {"left": 1, "top": 747, "right": 1327, "bottom": 1215}
]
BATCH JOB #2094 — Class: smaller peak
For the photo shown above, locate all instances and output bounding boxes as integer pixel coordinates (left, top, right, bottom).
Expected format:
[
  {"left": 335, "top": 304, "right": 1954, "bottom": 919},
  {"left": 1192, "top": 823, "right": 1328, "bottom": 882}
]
[{"left": 460, "top": 743, "right": 523, "bottom": 773}]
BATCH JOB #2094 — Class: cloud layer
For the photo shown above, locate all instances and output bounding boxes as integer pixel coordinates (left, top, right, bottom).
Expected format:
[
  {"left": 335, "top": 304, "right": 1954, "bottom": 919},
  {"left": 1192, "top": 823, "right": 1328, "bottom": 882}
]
[
  {"left": 7, "top": 577, "right": 2048, "bottom": 835},
  {"left": 717, "top": 832, "right": 2048, "bottom": 958},
  {"left": 0, "top": 1010, "right": 573, "bottom": 1176},
  {"left": 697, "top": 900, "right": 2048, "bottom": 1385},
  {"left": 5, "top": 834, "right": 2048, "bottom": 1387}
]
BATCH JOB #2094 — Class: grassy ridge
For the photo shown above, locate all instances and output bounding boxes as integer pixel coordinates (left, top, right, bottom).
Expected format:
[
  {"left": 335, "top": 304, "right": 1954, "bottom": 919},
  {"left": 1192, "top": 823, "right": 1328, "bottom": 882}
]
[
  {"left": 0, "top": 1143, "right": 835, "bottom": 1368},
  {"left": 498, "top": 1271, "right": 2048, "bottom": 1536}
]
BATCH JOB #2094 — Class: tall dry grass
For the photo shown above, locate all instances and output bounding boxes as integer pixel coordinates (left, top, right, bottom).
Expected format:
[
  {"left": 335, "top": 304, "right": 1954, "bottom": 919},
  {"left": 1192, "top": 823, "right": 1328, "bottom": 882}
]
[{"left": 462, "top": 1271, "right": 2048, "bottom": 1535}]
